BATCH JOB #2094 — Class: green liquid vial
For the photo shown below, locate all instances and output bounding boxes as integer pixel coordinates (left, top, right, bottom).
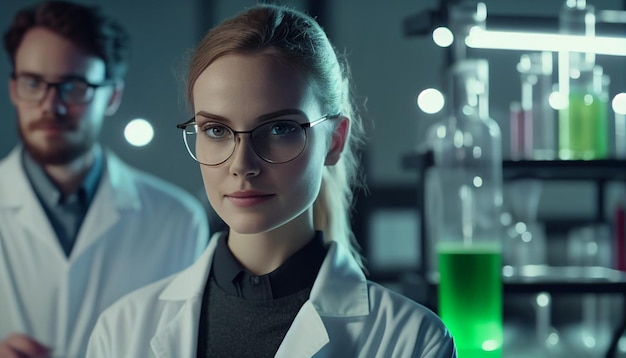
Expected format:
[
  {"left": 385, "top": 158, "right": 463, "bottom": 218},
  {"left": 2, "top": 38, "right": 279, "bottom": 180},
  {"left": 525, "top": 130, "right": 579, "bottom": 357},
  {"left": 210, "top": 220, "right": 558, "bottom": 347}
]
[
  {"left": 438, "top": 242, "right": 503, "bottom": 358},
  {"left": 558, "top": 63, "right": 610, "bottom": 160},
  {"left": 558, "top": 92, "right": 608, "bottom": 160}
]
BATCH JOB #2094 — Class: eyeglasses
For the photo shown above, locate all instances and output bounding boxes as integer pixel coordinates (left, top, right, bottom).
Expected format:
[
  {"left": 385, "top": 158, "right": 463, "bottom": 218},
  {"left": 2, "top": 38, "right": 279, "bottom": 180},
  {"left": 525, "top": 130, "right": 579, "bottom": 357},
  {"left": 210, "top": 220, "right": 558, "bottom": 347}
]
[
  {"left": 11, "top": 73, "right": 113, "bottom": 105},
  {"left": 176, "top": 113, "right": 340, "bottom": 166}
]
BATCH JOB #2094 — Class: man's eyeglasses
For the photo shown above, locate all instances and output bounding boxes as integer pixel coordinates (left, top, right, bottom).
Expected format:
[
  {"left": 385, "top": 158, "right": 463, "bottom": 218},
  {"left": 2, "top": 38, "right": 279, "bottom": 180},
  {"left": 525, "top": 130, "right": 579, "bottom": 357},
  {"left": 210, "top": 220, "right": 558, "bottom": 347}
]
[
  {"left": 11, "top": 73, "right": 114, "bottom": 105},
  {"left": 176, "top": 113, "right": 340, "bottom": 166}
]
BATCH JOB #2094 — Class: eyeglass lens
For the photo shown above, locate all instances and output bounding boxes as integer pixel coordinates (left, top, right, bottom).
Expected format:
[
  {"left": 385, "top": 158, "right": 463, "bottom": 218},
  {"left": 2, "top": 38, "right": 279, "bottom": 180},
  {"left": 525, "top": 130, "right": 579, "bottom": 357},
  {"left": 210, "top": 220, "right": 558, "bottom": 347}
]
[
  {"left": 14, "top": 75, "right": 95, "bottom": 104},
  {"left": 184, "top": 120, "right": 307, "bottom": 165}
]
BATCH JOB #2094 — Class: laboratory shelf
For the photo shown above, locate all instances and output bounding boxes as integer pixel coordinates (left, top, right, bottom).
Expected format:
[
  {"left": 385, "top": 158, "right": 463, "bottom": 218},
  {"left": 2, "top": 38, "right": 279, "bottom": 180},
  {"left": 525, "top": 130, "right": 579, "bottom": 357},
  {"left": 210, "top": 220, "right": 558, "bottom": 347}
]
[
  {"left": 402, "top": 151, "right": 626, "bottom": 182},
  {"left": 502, "top": 159, "right": 626, "bottom": 181},
  {"left": 502, "top": 265, "right": 626, "bottom": 294},
  {"left": 400, "top": 150, "right": 626, "bottom": 358},
  {"left": 415, "top": 265, "right": 626, "bottom": 294}
]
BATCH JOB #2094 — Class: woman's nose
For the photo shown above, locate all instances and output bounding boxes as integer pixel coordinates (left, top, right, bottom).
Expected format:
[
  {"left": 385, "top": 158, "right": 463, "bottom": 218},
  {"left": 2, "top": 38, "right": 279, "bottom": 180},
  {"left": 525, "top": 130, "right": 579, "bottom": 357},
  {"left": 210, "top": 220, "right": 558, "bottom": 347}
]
[{"left": 228, "top": 135, "right": 261, "bottom": 177}]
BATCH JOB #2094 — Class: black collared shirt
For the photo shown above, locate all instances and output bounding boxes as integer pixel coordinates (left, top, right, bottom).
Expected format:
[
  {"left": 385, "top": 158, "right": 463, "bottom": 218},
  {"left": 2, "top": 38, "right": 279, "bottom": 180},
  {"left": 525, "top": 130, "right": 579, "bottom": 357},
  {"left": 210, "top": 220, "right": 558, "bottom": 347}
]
[
  {"left": 22, "top": 147, "right": 103, "bottom": 257},
  {"left": 210, "top": 231, "right": 327, "bottom": 300}
]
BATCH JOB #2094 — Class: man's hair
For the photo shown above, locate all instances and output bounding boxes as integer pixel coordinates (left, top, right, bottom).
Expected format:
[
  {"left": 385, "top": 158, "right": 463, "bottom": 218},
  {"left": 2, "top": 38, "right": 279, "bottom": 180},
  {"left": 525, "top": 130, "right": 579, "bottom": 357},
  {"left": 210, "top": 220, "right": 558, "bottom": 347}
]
[{"left": 3, "top": 1, "right": 130, "bottom": 80}]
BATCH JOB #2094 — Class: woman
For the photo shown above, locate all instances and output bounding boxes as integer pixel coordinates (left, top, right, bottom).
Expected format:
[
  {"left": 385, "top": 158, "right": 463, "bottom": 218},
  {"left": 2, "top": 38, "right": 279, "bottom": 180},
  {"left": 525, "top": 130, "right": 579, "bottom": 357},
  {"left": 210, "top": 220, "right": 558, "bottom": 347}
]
[{"left": 87, "top": 4, "right": 456, "bottom": 357}]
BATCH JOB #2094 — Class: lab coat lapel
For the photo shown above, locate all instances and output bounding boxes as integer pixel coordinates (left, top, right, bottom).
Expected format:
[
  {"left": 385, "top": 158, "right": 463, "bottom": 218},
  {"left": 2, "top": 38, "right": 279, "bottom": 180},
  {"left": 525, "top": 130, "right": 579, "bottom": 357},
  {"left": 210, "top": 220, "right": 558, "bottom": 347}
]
[
  {"left": 275, "top": 242, "right": 369, "bottom": 357},
  {"left": 149, "top": 297, "right": 202, "bottom": 358},
  {"left": 149, "top": 234, "right": 221, "bottom": 358},
  {"left": 310, "top": 242, "right": 369, "bottom": 317},
  {"left": 275, "top": 301, "right": 329, "bottom": 358},
  {"left": 0, "top": 148, "right": 63, "bottom": 257},
  {"left": 70, "top": 151, "right": 139, "bottom": 258},
  {"left": 14, "top": 184, "right": 60, "bottom": 252}
]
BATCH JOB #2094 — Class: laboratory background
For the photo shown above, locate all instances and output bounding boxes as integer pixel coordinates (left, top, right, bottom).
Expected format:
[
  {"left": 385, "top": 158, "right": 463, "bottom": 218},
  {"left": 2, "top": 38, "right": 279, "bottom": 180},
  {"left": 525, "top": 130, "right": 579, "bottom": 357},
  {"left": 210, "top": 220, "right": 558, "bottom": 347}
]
[{"left": 2, "top": 0, "right": 626, "bottom": 356}]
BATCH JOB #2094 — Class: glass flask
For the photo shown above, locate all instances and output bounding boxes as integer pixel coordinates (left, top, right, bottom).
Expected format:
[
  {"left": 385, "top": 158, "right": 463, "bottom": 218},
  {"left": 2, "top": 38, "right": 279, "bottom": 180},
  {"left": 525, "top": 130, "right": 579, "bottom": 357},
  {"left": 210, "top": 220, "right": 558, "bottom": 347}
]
[{"left": 429, "top": 59, "right": 504, "bottom": 358}]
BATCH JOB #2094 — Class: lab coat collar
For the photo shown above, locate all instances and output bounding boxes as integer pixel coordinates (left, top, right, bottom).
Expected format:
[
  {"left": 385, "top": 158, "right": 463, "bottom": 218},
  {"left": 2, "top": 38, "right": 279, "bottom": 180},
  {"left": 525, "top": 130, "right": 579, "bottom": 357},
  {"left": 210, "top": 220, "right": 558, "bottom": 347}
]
[
  {"left": 0, "top": 146, "right": 144, "bottom": 260},
  {"left": 155, "top": 232, "right": 369, "bottom": 357},
  {"left": 0, "top": 146, "right": 140, "bottom": 211},
  {"left": 0, "top": 147, "right": 35, "bottom": 209},
  {"left": 158, "top": 231, "right": 370, "bottom": 318},
  {"left": 159, "top": 232, "right": 222, "bottom": 300},
  {"left": 310, "top": 239, "right": 370, "bottom": 317},
  {"left": 68, "top": 149, "right": 142, "bottom": 258}
]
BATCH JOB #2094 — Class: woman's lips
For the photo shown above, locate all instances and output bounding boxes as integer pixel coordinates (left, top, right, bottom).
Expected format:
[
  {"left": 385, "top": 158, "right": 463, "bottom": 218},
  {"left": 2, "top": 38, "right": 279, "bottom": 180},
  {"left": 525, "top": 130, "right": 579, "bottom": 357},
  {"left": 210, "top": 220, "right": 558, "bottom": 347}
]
[{"left": 225, "top": 191, "right": 274, "bottom": 207}]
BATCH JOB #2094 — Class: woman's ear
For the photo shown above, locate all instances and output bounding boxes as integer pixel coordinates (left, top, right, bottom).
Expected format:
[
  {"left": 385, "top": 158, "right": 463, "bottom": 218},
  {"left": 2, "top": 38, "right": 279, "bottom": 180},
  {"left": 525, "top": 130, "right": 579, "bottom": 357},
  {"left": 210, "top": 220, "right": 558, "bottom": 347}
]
[{"left": 325, "top": 116, "right": 349, "bottom": 166}]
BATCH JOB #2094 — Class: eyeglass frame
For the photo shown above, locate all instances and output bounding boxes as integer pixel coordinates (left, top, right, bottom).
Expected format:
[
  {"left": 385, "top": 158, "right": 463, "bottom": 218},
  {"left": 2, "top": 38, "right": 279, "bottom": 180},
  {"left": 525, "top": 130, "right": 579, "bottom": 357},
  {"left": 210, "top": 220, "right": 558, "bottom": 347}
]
[
  {"left": 10, "top": 72, "right": 115, "bottom": 105},
  {"left": 176, "top": 112, "right": 341, "bottom": 166}
]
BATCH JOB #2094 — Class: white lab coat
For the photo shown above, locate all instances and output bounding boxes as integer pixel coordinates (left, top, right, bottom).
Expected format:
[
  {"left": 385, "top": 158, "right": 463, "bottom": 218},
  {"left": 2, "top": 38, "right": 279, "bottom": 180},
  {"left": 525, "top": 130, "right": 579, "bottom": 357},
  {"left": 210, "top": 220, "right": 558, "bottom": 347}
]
[
  {"left": 0, "top": 147, "right": 209, "bottom": 358},
  {"left": 87, "top": 232, "right": 456, "bottom": 358}
]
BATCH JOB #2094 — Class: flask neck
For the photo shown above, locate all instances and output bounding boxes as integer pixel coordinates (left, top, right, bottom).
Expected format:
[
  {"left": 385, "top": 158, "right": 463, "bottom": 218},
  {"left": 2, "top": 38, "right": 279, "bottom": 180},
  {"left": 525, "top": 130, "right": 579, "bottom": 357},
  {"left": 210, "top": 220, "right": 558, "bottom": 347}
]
[{"left": 449, "top": 61, "right": 489, "bottom": 120}]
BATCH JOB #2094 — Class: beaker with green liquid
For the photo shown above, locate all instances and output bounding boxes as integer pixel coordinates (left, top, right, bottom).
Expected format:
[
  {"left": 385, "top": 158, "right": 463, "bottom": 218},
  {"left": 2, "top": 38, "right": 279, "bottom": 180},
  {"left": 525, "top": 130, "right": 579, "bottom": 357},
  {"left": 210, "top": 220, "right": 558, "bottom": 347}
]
[
  {"left": 429, "top": 59, "right": 504, "bottom": 357},
  {"left": 558, "top": 65, "right": 609, "bottom": 160},
  {"left": 438, "top": 241, "right": 502, "bottom": 358}
]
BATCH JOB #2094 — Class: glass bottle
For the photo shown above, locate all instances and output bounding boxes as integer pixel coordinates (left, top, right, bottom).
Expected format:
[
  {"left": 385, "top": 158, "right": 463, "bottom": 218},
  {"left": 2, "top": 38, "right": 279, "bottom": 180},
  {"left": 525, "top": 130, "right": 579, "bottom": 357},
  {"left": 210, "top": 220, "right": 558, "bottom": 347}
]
[
  {"left": 516, "top": 52, "right": 557, "bottom": 160},
  {"left": 429, "top": 59, "right": 504, "bottom": 358}
]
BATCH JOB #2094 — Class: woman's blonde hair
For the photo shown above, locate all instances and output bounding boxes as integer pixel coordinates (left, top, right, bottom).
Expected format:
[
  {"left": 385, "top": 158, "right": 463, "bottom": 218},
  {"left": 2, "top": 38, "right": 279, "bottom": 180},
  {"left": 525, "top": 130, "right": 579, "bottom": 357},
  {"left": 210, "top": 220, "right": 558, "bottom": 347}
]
[{"left": 186, "top": 4, "right": 366, "bottom": 269}]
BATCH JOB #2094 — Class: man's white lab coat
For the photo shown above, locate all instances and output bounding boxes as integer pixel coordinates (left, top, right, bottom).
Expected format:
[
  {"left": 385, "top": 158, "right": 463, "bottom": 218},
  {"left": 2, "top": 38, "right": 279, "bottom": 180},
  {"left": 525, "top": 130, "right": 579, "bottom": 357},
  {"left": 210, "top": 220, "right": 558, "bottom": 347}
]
[
  {"left": 87, "top": 232, "right": 456, "bottom": 358},
  {"left": 0, "top": 147, "right": 209, "bottom": 358}
]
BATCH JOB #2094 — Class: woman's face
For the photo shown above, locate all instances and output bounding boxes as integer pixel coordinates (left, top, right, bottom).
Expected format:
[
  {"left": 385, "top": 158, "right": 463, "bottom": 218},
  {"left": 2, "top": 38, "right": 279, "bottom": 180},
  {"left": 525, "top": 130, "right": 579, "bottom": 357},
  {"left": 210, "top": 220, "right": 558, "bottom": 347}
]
[{"left": 192, "top": 53, "right": 339, "bottom": 236}]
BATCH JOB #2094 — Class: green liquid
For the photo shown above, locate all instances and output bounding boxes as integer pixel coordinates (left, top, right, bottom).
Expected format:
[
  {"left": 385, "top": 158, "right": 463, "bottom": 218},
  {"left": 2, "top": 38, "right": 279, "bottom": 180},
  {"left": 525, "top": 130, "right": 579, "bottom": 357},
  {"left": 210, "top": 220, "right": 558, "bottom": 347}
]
[
  {"left": 558, "top": 92, "right": 608, "bottom": 160},
  {"left": 438, "top": 243, "right": 503, "bottom": 358}
]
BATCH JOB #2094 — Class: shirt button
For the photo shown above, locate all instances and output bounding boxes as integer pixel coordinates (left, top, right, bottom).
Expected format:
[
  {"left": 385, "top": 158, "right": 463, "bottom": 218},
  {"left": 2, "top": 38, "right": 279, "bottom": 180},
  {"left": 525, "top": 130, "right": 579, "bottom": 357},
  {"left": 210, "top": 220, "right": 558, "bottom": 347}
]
[{"left": 251, "top": 276, "right": 259, "bottom": 285}]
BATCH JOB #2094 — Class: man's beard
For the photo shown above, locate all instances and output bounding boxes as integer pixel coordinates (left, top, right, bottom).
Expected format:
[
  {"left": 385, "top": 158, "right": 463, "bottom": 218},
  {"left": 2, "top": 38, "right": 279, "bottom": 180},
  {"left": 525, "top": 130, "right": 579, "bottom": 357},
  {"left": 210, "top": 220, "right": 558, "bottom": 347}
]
[{"left": 18, "top": 115, "right": 93, "bottom": 166}]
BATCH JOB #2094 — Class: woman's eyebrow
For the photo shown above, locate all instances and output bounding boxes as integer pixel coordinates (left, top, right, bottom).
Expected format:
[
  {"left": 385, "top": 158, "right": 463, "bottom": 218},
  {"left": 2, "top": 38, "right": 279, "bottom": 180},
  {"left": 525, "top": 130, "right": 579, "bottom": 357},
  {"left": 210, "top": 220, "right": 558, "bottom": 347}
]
[
  {"left": 195, "top": 111, "right": 228, "bottom": 122},
  {"left": 195, "top": 108, "right": 308, "bottom": 123},
  {"left": 256, "top": 109, "right": 307, "bottom": 121}
]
